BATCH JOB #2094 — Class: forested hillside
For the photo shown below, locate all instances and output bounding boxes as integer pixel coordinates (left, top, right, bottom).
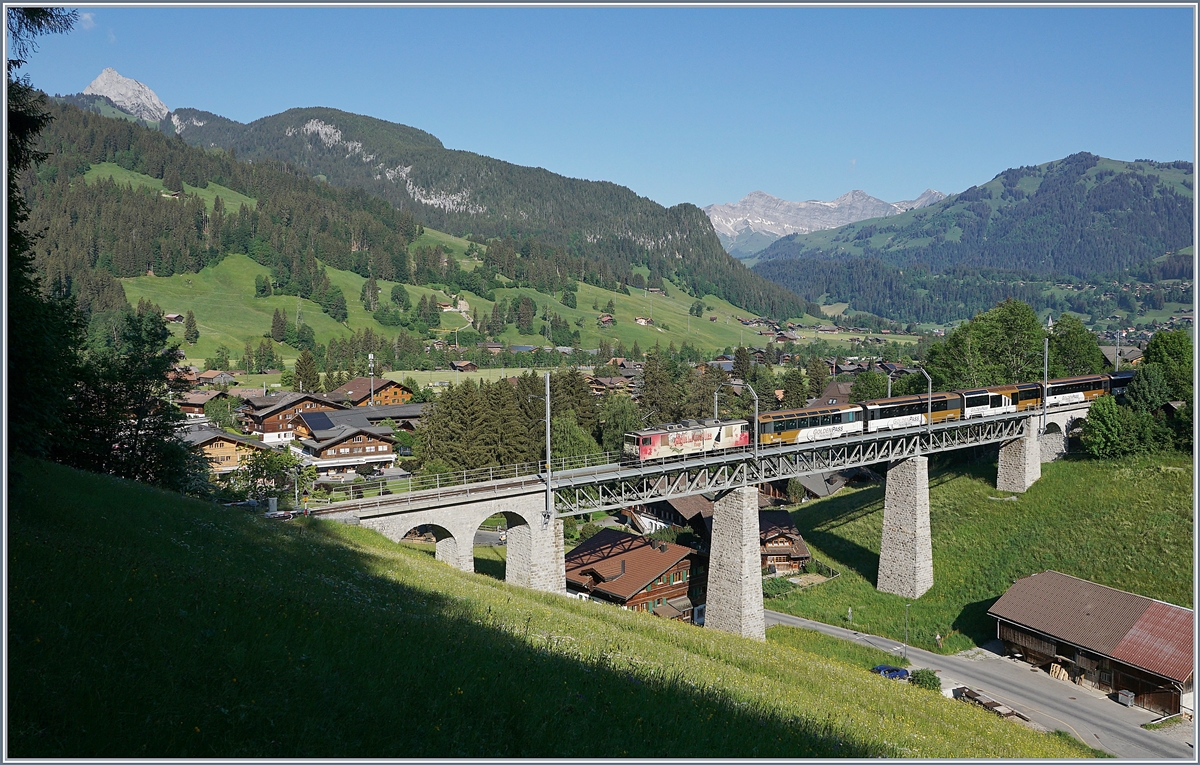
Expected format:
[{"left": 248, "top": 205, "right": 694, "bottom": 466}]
[
  {"left": 755, "top": 153, "right": 1193, "bottom": 279},
  {"left": 168, "top": 105, "right": 805, "bottom": 318}
]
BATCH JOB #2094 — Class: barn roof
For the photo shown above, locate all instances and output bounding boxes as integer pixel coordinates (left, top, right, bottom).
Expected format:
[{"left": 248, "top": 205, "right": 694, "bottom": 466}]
[
  {"left": 565, "top": 528, "right": 693, "bottom": 602},
  {"left": 988, "top": 570, "right": 1193, "bottom": 684}
]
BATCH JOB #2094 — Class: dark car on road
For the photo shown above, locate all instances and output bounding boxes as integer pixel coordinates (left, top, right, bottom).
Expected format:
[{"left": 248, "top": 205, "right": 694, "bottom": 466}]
[{"left": 870, "top": 665, "right": 910, "bottom": 680}]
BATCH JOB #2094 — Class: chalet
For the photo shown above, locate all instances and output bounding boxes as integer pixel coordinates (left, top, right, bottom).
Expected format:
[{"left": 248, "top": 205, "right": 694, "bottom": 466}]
[
  {"left": 588, "top": 376, "right": 630, "bottom": 396},
  {"left": 328, "top": 377, "right": 414, "bottom": 407},
  {"left": 708, "top": 315, "right": 718, "bottom": 322},
  {"left": 291, "top": 423, "right": 397, "bottom": 476},
  {"left": 197, "top": 369, "right": 237, "bottom": 386},
  {"left": 292, "top": 403, "right": 427, "bottom": 441},
  {"left": 759, "top": 510, "right": 811, "bottom": 574},
  {"left": 565, "top": 528, "right": 706, "bottom": 624},
  {"left": 169, "top": 365, "right": 199, "bottom": 385},
  {"left": 816, "top": 325, "right": 839, "bottom": 334},
  {"left": 597, "top": 313, "right": 615, "bottom": 327},
  {"left": 236, "top": 392, "right": 348, "bottom": 443},
  {"left": 180, "top": 423, "right": 273, "bottom": 476},
  {"left": 647, "top": 287, "right": 665, "bottom": 295},
  {"left": 817, "top": 380, "right": 854, "bottom": 407},
  {"left": 510, "top": 345, "right": 538, "bottom": 353},
  {"left": 791, "top": 470, "right": 850, "bottom": 501},
  {"left": 437, "top": 302, "right": 454, "bottom": 312},
  {"left": 164, "top": 313, "right": 185, "bottom": 323},
  {"left": 989, "top": 571, "right": 1193, "bottom": 716},
  {"left": 177, "top": 390, "right": 227, "bottom": 418},
  {"left": 1099, "top": 346, "right": 1144, "bottom": 368},
  {"left": 635, "top": 316, "right": 654, "bottom": 326},
  {"left": 449, "top": 360, "right": 478, "bottom": 373},
  {"left": 477, "top": 342, "right": 504, "bottom": 355}
]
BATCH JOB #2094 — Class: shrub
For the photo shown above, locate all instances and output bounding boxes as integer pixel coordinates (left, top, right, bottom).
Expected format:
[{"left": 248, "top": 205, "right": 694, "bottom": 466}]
[
  {"left": 762, "top": 577, "right": 796, "bottom": 599},
  {"left": 578, "top": 522, "right": 600, "bottom": 541},
  {"left": 909, "top": 668, "right": 941, "bottom": 692}
]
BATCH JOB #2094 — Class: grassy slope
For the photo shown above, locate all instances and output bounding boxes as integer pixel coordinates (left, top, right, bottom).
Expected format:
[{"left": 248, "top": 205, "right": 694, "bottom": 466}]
[
  {"left": 768, "top": 453, "right": 1193, "bottom": 655},
  {"left": 83, "top": 162, "right": 256, "bottom": 214},
  {"left": 8, "top": 459, "right": 1094, "bottom": 759}
]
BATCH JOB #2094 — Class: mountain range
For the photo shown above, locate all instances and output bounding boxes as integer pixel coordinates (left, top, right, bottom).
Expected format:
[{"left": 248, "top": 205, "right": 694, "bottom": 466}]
[
  {"left": 63, "top": 69, "right": 808, "bottom": 319},
  {"left": 703, "top": 189, "right": 945, "bottom": 258}
]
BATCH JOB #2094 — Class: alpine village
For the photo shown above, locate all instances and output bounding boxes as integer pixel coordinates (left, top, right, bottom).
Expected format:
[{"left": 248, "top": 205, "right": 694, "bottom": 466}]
[{"left": 7, "top": 7, "right": 1195, "bottom": 760}]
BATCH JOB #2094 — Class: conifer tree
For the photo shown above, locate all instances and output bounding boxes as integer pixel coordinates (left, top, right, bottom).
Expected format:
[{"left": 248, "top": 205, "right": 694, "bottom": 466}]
[
  {"left": 806, "top": 355, "right": 830, "bottom": 400},
  {"left": 781, "top": 366, "right": 808, "bottom": 409},
  {"left": 271, "top": 308, "right": 286, "bottom": 342},
  {"left": 294, "top": 349, "right": 320, "bottom": 393},
  {"left": 638, "top": 350, "right": 679, "bottom": 424},
  {"left": 733, "top": 346, "right": 753, "bottom": 382},
  {"left": 630, "top": 340, "right": 642, "bottom": 361},
  {"left": 183, "top": 309, "right": 199, "bottom": 344}
]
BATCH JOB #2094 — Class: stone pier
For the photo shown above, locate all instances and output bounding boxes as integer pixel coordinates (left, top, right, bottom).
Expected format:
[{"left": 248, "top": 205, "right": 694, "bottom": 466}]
[
  {"left": 877, "top": 456, "right": 933, "bottom": 599},
  {"left": 705, "top": 485, "right": 765, "bottom": 640},
  {"left": 997, "top": 416, "right": 1041, "bottom": 493}
]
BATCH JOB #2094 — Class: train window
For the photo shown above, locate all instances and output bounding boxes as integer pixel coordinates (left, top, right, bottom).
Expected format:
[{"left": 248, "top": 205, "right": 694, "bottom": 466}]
[
  {"left": 991, "top": 395, "right": 1004, "bottom": 408},
  {"left": 641, "top": 437, "right": 651, "bottom": 446},
  {"left": 933, "top": 400, "right": 947, "bottom": 412},
  {"left": 821, "top": 415, "right": 832, "bottom": 426},
  {"left": 832, "top": 413, "right": 842, "bottom": 424},
  {"left": 966, "top": 396, "right": 988, "bottom": 409},
  {"left": 785, "top": 419, "right": 798, "bottom": 431},
  {"left": 844, "top": 411, "right": 855, "bottom": 422},
  {"left": 761, "top": 422, "right": 774, "bottom": 434}
]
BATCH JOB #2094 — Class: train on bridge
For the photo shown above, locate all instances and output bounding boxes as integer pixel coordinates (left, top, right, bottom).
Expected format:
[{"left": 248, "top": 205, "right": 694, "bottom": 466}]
[{"left": 623, "top": 371, "right": 1134, "bottom": 462}]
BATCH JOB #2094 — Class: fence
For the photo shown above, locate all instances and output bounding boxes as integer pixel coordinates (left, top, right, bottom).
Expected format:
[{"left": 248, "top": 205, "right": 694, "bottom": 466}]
[{"left": 306, "top": 450, "right": 620, "bottom": 508}]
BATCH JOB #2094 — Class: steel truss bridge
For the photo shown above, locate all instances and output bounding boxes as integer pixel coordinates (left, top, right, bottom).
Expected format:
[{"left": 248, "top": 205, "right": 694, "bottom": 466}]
[{"left": 315, "top": 403, "right": 1088, "bottom": 520}]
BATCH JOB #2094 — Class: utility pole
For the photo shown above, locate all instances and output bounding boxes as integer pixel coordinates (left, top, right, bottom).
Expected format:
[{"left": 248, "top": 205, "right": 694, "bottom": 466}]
[
  {"left": 904, "top": 603, "right": 910, "bottom": 661},
  {"left": 919, "top": 368, "right": 932, "bottom": 432},
  {"left": 543, "top": 371, "right": 552, "bottom": 527},
  {"left": 1042, "top": 337, "right": 1048, "bottom": 434},
  {"left": 369, "top": 352, "right": 375, "bottom": 407}
]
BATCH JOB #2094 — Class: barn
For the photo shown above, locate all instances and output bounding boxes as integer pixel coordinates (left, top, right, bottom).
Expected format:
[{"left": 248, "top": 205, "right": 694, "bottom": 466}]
[{"left": 988, "top": 570, "right": 1193, "bottom": 716}]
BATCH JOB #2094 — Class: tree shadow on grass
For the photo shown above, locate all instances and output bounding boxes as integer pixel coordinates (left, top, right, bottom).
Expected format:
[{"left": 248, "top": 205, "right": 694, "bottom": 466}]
[{"left": 8, "top": 458, "right": 892, "bottom": 759}]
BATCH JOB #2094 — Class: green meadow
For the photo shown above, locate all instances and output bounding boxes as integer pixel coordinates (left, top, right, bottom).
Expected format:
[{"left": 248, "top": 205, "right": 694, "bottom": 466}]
[
  {"left": 83, "top": 162, "right": 257, "bottom": 214},
  {"left": 768, "top": 453, "right": 1193, "bottom": 655},
  {"left": 8, "top": 458, "right": 1096, "bottom": 758}
]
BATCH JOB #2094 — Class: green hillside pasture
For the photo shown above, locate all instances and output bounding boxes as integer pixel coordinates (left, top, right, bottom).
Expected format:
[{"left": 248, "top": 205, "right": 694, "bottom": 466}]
[
  {"left": 8, "top": 458, "right": 1094, "bottom": 758},
  {"left": 121, "top": 254, "right": 459, "bottom": 367},
  {"left": 83, "top": 162, "right": 256, "bottom": 214},
  {"left": 768, "top": 454, "right": 1193, "bottom": 656},
  {"left": 411, "top": 228, "right": 483, "bottom": 272}
]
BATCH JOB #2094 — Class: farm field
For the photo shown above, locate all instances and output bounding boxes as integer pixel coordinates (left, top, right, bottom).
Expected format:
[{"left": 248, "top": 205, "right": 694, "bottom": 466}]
[
  {"left": 768, "top": 452, "right": 1193, "bottom": 655},
  {"left": 8, "top": 457, "right": 1097, "bottom": 758}
]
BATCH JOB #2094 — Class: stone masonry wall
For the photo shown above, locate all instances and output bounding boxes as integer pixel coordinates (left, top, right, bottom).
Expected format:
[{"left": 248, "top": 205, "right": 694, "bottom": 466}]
[
  {"left": 704, "top": 485, "right": 765, "bottom": 640},
  {"left": 876, "top": 456, "right": 933, "bottom": 599},
  {"left": 357, "top": 491, "right": 564, "bottom": 593},
  {"left": 997, "top": 417, "right": 1041, "bottom": 493}
]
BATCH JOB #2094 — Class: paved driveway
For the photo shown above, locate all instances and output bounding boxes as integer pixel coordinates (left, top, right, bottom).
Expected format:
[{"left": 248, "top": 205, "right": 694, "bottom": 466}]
[{"left": 765, "top": 609, "right": 1194, "bottom": 759}]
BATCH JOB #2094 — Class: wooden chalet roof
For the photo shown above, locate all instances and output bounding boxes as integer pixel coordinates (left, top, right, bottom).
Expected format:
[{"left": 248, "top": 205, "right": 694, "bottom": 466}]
[
  {"left": 180, "top": 425, "right": 270, "bottom": 450},
  {"left": 988, "top": 570, "right": 1193, "bottom": 683},
  {"left": 330, "top": 377, "right": 411, "bottom": 403},
  {"left": 565, "top": 528, "right": 693, "bottom": 602},
  {"left": 239, "top": 392, "right": 347, "bottom": 419}
]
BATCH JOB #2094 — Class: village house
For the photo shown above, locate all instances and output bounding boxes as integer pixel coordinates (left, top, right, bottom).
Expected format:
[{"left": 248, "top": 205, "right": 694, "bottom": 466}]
[
  {"left": 1099, "top": 346, "right": 1144, "bottom": 368},
  {"left": 327, "top": 377, "right": 414, "bottom": 407},
  {"left": 289, "top": 418, "right": 398, "bottom": 476},
  {"left": 197, "top": 369, "right": 237, "bottom": 387},
  {"left": 164, "top": 313, "right": 185, "bottom": 323},
  {"left": 180, "top": 423, "right": 274, "bottom": 476},
  {"left": 816, "top": 380, "right": 855, "bottom": 407},
  {"left": 989, "top": 570, "right": 1193, "bottom": 716},
  {"left": 759, "top": 510, "right": 811, "bottom": 574},
  {"left": 236, "top": 392, "right": 348, "bottom": 443},
  {"left": 565, "top": 528, "right": 706, "bottom": 624},
  {"left": 597, "top": 313, "right": 615, "bottom": 327},
  {"left": 449, "top": 360, "right": 478, "bottom": 373},
  {"left": 177, "top": 390, "right": 227, "bottom": 418},
  {"left": 476, "top": 342, "right": 504, "bottom": 355},
  {"left": 634, "top": 316, "right": 654, "bottom": 326},
  {"left": 587, "top": 375, "right": 630, "bottom": 396}
]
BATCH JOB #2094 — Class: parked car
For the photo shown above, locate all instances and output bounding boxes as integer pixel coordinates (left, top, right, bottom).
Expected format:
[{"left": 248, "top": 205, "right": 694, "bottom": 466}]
[
  {"left": 263, "top": 510, "right": 293, "bottom": 521},
  {"left": 870, "top": 665, "right": 910, "bottom": 680}
]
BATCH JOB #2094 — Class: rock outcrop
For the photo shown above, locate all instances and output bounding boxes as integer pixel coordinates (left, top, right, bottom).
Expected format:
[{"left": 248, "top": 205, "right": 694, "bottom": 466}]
[{"left": 83, "top": 68, "right": 168, "bottom": 122}]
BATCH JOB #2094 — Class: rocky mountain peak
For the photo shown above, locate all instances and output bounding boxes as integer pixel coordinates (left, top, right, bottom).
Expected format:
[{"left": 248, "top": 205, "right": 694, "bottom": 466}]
[{"left": 83, "top": 68, "right": 168, "bottom": 122}]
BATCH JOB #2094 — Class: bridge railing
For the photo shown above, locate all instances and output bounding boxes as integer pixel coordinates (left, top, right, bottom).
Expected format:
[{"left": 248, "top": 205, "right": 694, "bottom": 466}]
[{"left": 307, "top": 449, "right": 621, "bottom": 508}]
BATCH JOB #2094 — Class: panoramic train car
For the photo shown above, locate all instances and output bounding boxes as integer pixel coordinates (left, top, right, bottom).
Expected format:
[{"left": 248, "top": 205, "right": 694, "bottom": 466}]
[
  {"left": 757, "top": 403, "right": 864, "bottom": 446},
  {"left": 623, "top": 418, "right": 751, "bottom": 462},
  {"left": 1044, "top": 375, "right": 1109, "bottom": 406},
  {"left": 1107, "top": 370, "right": 1136, "bottom": 399},
  {"left": 958, "top": 388, "right": 1017, "bottom": 419},
  {"left": 983, "top": 382, "right": 1043, "bottom": 412},
  {"left": 862, "top": 392, "right": 964, "bottom": 433}
]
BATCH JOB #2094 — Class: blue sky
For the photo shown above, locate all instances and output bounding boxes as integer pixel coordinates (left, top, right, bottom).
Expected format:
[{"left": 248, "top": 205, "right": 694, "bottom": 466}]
[{"left": 19, "top": 5, "right": 1197, "bottom": 209}]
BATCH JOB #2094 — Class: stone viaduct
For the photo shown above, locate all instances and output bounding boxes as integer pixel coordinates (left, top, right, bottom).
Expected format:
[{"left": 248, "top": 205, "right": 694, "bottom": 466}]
[{"left": 318, "top": 407, "right": 1089, "bottom": 642}]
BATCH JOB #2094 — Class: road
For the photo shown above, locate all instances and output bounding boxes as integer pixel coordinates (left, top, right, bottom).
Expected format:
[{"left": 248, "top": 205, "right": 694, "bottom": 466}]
[{"left": 765, "top": 610, "right": 1194, "bottom": 759}]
